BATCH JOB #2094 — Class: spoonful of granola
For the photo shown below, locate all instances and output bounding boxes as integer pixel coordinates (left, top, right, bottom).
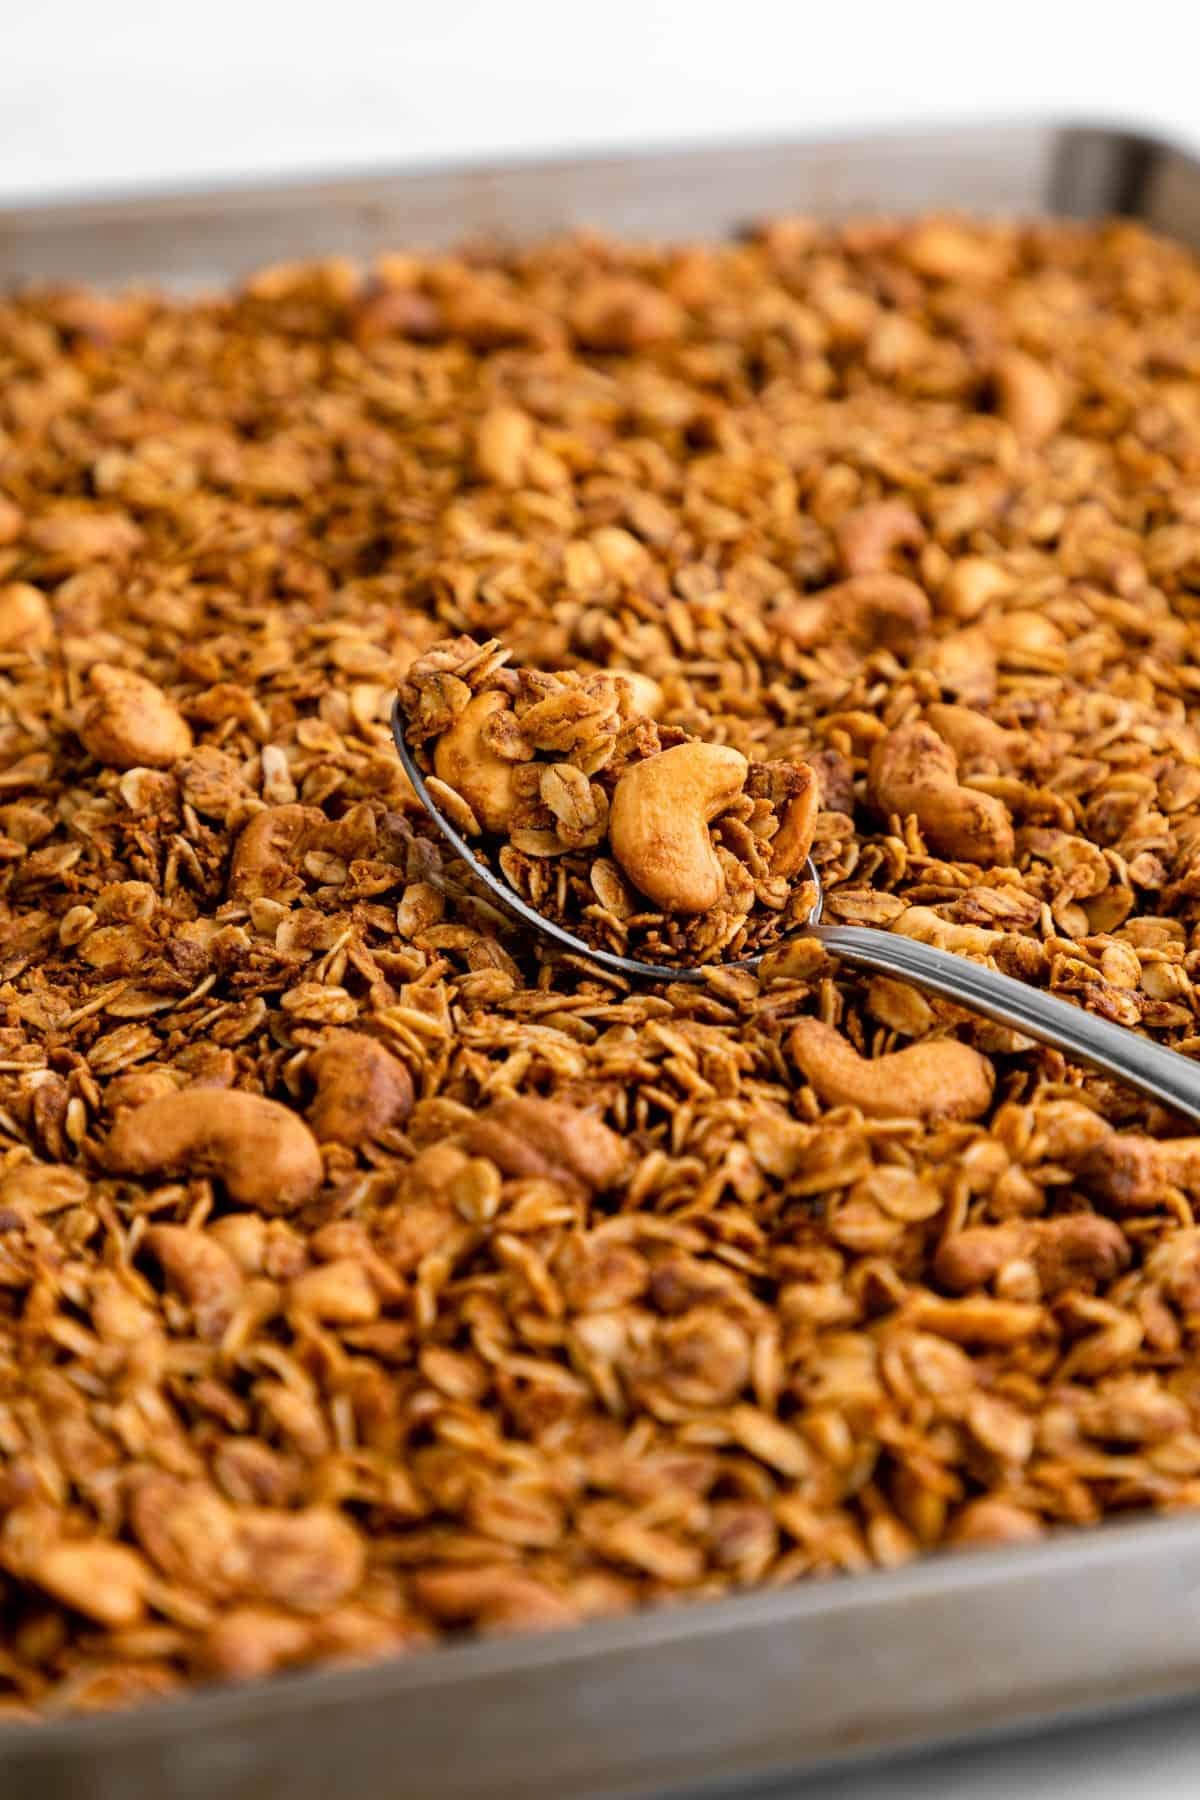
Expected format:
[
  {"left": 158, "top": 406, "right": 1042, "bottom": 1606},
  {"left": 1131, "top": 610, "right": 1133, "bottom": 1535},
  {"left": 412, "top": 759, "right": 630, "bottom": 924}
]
[{"left": 392, "top": 635, "right": 1200, "bottom": 1126}]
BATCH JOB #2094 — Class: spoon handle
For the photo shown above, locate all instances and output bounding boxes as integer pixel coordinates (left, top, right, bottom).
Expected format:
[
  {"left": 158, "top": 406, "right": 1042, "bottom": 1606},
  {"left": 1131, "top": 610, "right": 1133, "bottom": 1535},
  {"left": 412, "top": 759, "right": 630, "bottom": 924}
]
[{"left": 808, "top": 924, "right": 1200, "bottom": 1129}]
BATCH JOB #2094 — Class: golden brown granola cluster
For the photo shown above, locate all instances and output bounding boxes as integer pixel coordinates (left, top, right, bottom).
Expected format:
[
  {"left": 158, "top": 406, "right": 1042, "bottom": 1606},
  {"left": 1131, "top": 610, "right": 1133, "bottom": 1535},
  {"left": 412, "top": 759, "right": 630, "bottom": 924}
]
[
  {"left": 398, "top": 633, "right": 819, "bottom": 965},
  {"left": 6, "top": 213, "right": 1200, "bottom": 1717}
]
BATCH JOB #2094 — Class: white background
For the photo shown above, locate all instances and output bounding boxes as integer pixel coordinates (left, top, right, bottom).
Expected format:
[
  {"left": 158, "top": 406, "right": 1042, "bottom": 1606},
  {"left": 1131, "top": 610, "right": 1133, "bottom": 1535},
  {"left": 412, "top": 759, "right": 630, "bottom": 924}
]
[{"left": 4, "top": 1, "right": 1200, "bottom": 1794}]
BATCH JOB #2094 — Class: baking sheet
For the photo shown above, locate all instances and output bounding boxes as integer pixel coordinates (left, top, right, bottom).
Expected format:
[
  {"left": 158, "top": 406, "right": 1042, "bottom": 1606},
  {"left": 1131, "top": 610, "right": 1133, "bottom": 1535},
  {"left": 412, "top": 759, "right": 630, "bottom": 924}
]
[{"left": 4, "top": 119, "right": 1200, "bottom": 1800}]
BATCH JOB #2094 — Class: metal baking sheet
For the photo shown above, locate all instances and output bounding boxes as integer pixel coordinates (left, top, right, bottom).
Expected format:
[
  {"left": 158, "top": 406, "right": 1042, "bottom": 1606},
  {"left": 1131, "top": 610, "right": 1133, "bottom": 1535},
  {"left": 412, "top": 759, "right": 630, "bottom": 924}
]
[{"left": 4, "top": 120, "right": 1200, "bottom": 1799}]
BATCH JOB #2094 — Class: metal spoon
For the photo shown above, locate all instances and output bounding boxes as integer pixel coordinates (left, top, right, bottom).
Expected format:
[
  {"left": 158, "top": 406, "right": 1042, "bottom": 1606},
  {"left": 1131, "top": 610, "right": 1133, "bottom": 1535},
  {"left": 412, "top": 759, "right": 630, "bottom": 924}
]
[{"left": 392, "top": 700, "right": 1200, "bottom": 1127}]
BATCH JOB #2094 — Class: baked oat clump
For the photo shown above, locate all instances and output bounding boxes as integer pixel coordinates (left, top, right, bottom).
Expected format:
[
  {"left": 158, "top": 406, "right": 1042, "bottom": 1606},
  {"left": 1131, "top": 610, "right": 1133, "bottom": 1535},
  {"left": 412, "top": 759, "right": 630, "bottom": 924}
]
[
  {"left": 398, "top": 633, "right": 819, "bottom": 965},
  {"left": 5, "top": 213, "right": 1200, "bottom": 1714}
]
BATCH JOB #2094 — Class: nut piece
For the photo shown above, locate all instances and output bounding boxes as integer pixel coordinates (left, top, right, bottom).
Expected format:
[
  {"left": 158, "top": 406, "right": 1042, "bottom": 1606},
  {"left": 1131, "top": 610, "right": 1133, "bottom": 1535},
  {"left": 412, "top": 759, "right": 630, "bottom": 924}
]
[
  {"left": 306, "top": 1030, "right": 415, "bottom": 1147},
  {"left": 0, "top": 583, "right": 52, "bottom": 652},
  {"left": 28, "top": 1540, "right": 149, "bottom": 1628},
  {"left": 788, "top": 1018, "right": 994, "bottom": 1122},
  {"left": 434, "top": 690, "right": 521, "bottom": 832},
  {"left": 834, "top": 500, "right": 926, "bottom": 577},
  {"left": 609, "top": 741, "right": 748, "bottom": 913},
  {"left": 78, "top": 664, "right": 193, "bottom": 770},
  {"left": 230, "top": 805, "right": 328, "bottom": 899},
  {"left": 105, "top": 1089, "right": 324, "bottom": 1214},
  {"left": 868, "top": 721, "right": 1014, "bottom": 865},
  {"left": 991, "top": 349, "right": 1064, "bottom": 445},
  {"left": 926, "top": 704, "right": 1023, "bottom": 770},
  {"left": 776, "top": 574, "right": 931, "bottom": 655},
  {"left": 142, "top": 1224, "right": 245, "bottom": 1341},
  {"left": 460, "top": 1095, "right": 626, "bottom": 1196},
  {"left": 475, "top": 405, "right": 535, "bottom": 486}
]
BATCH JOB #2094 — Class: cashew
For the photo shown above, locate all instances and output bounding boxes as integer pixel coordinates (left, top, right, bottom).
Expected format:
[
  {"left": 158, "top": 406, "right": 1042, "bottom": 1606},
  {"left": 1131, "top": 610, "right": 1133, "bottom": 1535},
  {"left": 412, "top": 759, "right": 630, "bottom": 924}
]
[
  {"left": 868, "top": 721, "right": 1014, "bottom": 865},
  {"left": 991, "top": 348, "right": 1064, "bottom": 445},
  {"left": 934, "top": 1215, "right": 1130, "bottom": 1295},
  {"left": 27, "top": 509, "right": 142, "bottom": 565},
  {"left": 569, "top": 277, "right": 683, "bottom": 351},
  {"left": 950, "top": 1500, "right": 1044, "bottom": 1547},
  {"left": 939, "top": 557, "right": 1013, "bottom": 622},
  {"left": 926, "top": 704, "right": 1023, "bottom": 770},
  {"left": 0, "top": 582, "right": 52, "bottom": 653},
  {"left": 475, "top": 405, "right": 535, "bottom": 487},
  {"left": 775, "top": 574, "right": 931, "bottom": 655},
  {"left": 902, "top": 220, "right": 1011, "bottom": 285},
  {"left": 460, "top": 1095, "right": 627, "bottom": 1196},
  {"left": 306, "top": 1029, "right": 414, "bottom": 1146},
  {"left": 609, "top": 740, "right": 748, "bottom": 913},
  {"left": 767, "top": 761, "right": 820, "bottom": 878},
  {"left": 27, "top": 1540, "right": 149, "bottom": 1628},
  {"left": 434, "top": 689, "right": 521, "bottom": 832},
  {"left": 834, "top": 500, "right": 925, "bottom": 577},
  {"left": 142, "top": 1223, "right": 245, "bottom": 1341},
  {"left": 78, "top": 664, "right": 193, "bottom": 770},
  {"left": 612, "top": 670, "right": 665, "bottom": 719},
  {"left": 915, "top": 627, "right": 997, "bottom": 706},
  {"left": 0, "top": 495, "right": 22, "bottom": 544},
  {"left": 892, "top": 906, "right": 1004, "bottom": 958},
  {"left": 230, "top": 804, "right": 328, "bottom": 899},
  {"left": 105, "top": 1089, "right": 323, "bottom": 1214},
  {"left": 787, "top": 1018, "right": 994, "bottom": 1122}
]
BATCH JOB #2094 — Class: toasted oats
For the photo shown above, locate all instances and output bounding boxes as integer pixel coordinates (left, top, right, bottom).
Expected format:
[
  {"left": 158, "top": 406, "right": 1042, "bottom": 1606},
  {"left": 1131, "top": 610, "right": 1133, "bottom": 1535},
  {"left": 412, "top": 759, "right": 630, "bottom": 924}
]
[{"left": 8, "top": 212, "right": 1200, "bottom": 1718}]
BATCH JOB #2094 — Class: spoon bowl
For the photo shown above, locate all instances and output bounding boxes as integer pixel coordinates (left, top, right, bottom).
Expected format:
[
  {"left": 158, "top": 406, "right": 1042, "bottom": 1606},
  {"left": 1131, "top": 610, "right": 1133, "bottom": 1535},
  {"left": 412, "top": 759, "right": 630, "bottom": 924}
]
[{"left": 392, "top": 698, "right": 1200, "bottom": 1125}]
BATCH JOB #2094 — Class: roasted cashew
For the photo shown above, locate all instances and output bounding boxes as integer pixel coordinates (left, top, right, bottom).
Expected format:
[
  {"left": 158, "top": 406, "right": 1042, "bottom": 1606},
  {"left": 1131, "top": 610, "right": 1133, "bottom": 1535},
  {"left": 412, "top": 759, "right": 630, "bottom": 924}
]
[
  {"left": 306, "top": 1029, "right": 414, "bottom": 1146},
  {"left": 0, "top": 582, "right": 52, "bottom": 652},
  {"left": 868, "top": 721, "right": 1014, "bottom": 865},
  {"left": 609, "top": 740, "right": 748, "bottom": 913},
  {"left": 915, "top": 627, "right": 997, "bottom": 706},
  {"left": 78, "top": 664, "right": 193, "bottom": 770},
  {"left": 230, "top": 804, "right": 328, "bottom": 900},
  {"left": 433, "top": 689, "right": 521, "bottom": 832},
  {"left": 926, "top": 703, "right": 1024, "bottom": 770},
  {"left": 774, "top": 574, "right": 931, "bottom": 655},
  {"left": 934, "top": 1215, "right": 1130, "bottom": 1295},
  {"left": 142, "top": 1223, "right": 245, "bottom": 1341},
  {"left": 105, "top": 1089, "right": 324, "bottom": 1214},
  {"left": 460, "top": 1095, "right": 627, "bottom": 1196},
  {"left": 891, "top": 905, "right": 1004, "bottom": 958},
  {"left": 938, "top": 556, "right": 1013, "bottom": 622},
  {"left": 991, "top": 348, "right": 1064, "bottom": 445},
  {"left": 834, "top": 500, "right": 926, "bottom": 577},
  {"left": 474, "top": 405, "right": 535, "bottom": 487},
  {"left": 788, "top": 1018, "right": 994, "bottom": 1122},
  {"left": 767, "top": 761, "right": 820, "bottom": 878}
]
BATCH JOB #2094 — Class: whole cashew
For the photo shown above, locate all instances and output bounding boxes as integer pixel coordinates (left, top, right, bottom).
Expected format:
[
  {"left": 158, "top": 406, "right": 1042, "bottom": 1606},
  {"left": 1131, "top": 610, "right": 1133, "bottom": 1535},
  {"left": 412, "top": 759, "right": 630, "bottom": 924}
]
[
  {"left": 105, "top": 1089, "right": 324, "bottom": 1214},
  {"left": 926, "top": 703, "right": 1024, "bottom": 770},
  {"left": 834, "top": 500, "right": 926, "bottom": 577},
  {"left": 230, "top": 804, "right": 329, "bottom": 900},
  {"left": 306, "top": 1029, "right": 414, "bottom": 1146},
  {"left": 609, "top": 741, "right": 748, "bottom": 913},
  {"left": 0, "top": 582, "right": 52, "bottom": 652},
  {"left": 939, "top": 557, "right": 1013, "bottom": 622},
  {"left": 892, "top": 905, "right": 1004, "bottom": 959},
  {"left": 788, "top": 1018, "right": 994, "bottom": 1122},
  {"left": 868, "top": 721, "right": 1014, "bottom": 865},
  {"left": 141, "top": 1223, "right": 245, "bottom": 1341},
  {"left": 433, "top": 689, "right": 521, "bottom": 832},
  {"left": 775, "top": 574, "right": 931, "bottom": 655},
  {"left": 915, "top": 627, "right": 997, "bottom": 707},
  {"left": 460, "top": 1094, "right": 627, "bottom": 1196},
  {"left": 991, "top": 349, "right": 1064, "bottom": 445},
  {"left": 78, "top": 664, "right": 193, "bottom": 770}
]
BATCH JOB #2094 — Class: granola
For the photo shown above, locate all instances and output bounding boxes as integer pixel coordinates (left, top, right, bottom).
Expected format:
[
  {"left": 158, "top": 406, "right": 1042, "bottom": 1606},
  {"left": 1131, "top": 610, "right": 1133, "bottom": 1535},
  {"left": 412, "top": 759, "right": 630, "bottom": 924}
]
[
  {"left": 398, "top": 634, "right": 819, "bottom": 964},
  {"left": 4, "top": 213, "right": 1200, "bottom": 1715}
]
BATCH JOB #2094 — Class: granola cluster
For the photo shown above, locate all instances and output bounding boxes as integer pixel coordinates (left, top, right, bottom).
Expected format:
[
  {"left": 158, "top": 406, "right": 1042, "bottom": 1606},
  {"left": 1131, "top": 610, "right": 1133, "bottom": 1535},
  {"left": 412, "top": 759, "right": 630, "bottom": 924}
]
[
  {"left": 398, "top": 633, "right": 819, "bottom": 964},
  {"left": 5, "top": 213, "right": 1200, "bottom": 1716}
]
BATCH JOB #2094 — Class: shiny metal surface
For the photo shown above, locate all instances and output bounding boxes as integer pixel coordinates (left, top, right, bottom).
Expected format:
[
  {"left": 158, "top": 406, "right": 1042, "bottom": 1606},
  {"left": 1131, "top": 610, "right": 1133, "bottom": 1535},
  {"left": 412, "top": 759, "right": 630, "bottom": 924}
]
[
  {"left": 5, "top": 119, "right": 1200, "bottom": 1800},
  {"left": 395, "top": 702, "right": 1200, "bottom": 1126}
]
